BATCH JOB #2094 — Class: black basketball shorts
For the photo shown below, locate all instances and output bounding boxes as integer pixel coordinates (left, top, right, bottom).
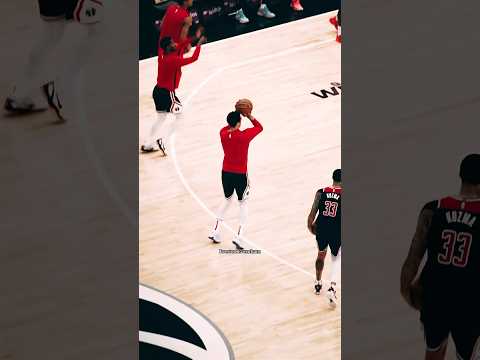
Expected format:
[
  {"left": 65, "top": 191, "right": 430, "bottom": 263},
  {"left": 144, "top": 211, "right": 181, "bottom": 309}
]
[
  {"left": 421, "top": 307, "right": 480, "bottom": 359},
  {"left": 152, "top": 86, "right": 183, "bottom": 113},
  {"left": 38, "top": 0, "right": 103, "bottom": 23},
  {"left": 222, "top": 171, "right": 250, "bottom": 201},
  {"left": 316, "top": 230, "right": 341, "bottom": 256}
]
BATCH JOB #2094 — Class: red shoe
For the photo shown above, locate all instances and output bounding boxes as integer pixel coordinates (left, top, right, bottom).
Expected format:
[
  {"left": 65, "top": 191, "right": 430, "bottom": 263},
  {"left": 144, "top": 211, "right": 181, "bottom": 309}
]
[
  {"left": 329, "top": 16, "right": 338, "bottom": 30},
  {"left": 336, "top": 34, "right": 341, "bottom": 43},
  {"left": 290, "top": 0, "right": 303, "bottom": 11}
]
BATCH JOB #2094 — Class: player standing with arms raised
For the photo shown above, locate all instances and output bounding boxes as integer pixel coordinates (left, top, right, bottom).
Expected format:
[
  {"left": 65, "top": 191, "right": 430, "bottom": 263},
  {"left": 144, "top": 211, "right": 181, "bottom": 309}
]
[
  {"left": 209, "top": 100, "right": 263, "bottom": 250},
  {"left": 141, "top": 35, "right": 205, "bottom": 154},
  {"left": 307, "top": 169, "right": 342, "bottom": 308},
  {"left": 400, "top": 154, "right": 480, "bottom": 360}
]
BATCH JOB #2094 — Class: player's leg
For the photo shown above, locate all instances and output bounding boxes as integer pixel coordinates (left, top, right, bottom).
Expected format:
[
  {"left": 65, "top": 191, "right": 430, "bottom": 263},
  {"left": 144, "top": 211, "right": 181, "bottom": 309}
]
[
  {"left": 232, "top": 174, "right": 250, "bottom": 250},
  {"left": 450, "top": 322, "right": 480, "bottom": 360},
  {"left": 314, "top": 249, "right": 327, "bottom": 295},
  {"left": 326, "top": 245, "right": 341, "bottom": 308},
  {"left": 160, "top": 92, "right": 183, "bottom": 153},
  {"left": 141, "top": 87, "right": 174, "bottom": 154},
  {"left": 421, "top": 311, "right": 450, "bottom": 360},
  {"left": 5, "top": 0, "right": 67, "bottom": 112},
  {"left": 209, "top": 172, "right": 235, "bottom": 243},
  {"left": 51, "top": 0, "right": 104, "bottom": 121},
  {"left": 424, "top": 343, "right": 447, "bottom": 360}
]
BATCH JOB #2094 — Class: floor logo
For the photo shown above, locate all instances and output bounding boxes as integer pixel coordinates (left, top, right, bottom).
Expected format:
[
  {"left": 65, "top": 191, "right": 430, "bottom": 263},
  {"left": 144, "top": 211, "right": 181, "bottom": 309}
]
[
  {"left": 139, "top": 284, "right": 234, "bottom": 360},
  {"left": 311, "top": 82, "right": 342, "bottom": 99}
]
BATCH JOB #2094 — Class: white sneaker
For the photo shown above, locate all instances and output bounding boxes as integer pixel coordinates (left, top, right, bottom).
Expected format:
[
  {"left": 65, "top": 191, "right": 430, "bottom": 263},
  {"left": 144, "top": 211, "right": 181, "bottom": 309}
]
[
  {"left": 232, "top": 237, "right": 245, "bottom": 250},
  {"left": 257, "top": 4, "right": 275, "bottom": 18},
  {"left": 327, "top": 286, "right": 337, "bottom": 308},
  {"left": 208, "top": 233, "right": 222, "bottom": 244},
  {"left": 235, "top": 9, "right": 250, "bottom": 24}
]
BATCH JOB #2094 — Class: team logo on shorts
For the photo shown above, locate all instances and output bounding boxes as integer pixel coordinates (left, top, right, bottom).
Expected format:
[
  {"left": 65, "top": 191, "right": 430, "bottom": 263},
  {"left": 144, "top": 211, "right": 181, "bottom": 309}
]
[{"left": 139, "top": 284, "right": 234, "bottom": 360}]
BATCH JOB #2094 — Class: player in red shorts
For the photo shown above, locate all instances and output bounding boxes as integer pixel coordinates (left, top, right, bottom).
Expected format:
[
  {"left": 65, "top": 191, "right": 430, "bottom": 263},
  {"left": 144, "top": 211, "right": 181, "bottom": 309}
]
[
  {"left": 208, "top": 108, "right": 263, "bottom": 250},
  {"left": 141, "top": 35, "right": 205, "bottom": 155}
]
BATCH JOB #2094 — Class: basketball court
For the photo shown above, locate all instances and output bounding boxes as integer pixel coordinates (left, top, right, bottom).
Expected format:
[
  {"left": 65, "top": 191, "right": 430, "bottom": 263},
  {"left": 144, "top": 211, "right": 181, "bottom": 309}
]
[{"left": 140, "top": 12, "right": 341, "bottom": 359}]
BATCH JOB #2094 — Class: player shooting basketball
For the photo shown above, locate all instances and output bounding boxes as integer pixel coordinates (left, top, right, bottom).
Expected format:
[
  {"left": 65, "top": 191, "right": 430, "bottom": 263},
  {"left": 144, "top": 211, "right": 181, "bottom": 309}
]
[
  {"left": 4, "top": 0, "right": 104, "bottom": 122},
  {"left": 209, "top": 100, "right": 263, "bottom": 250},
  {"left": 400, "top": 154, "right": 480, "bottom": 360},
  {"left": 307, "top": 169, "right": 341, "bottom": 308}
]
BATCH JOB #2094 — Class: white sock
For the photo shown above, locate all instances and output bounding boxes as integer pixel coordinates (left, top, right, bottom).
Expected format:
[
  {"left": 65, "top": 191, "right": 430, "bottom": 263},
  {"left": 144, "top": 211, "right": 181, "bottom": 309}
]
[
  {"left": 237, "top": 200, "right": 248, "bottom": 239},
  {"left": 14, "top": 20, "right": 66, "bottom": 98},
  {"left": 211, "top": 196, "right": 233, "bottom": 237},
  {"left": 329, "top": 248, "right": 341, "bottom": 286},
  {"left": 144, "top": 112, "right": 168, "bottom": 148},
  {"left": 162, "top": 113, "right": 177, "bottom": 153}
]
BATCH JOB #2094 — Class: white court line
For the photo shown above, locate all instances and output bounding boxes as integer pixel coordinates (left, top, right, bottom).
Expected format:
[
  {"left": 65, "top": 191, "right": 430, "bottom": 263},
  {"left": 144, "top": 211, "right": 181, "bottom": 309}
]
[{"left": 168, "top": 37, "right": 337, "bottom": 279}]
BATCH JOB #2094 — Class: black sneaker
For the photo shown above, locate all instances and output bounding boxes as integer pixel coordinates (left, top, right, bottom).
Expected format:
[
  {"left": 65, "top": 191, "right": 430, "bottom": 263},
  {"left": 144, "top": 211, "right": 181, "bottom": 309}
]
[
  {"left": 157, "top": 139, "right": 167, "bottom": 156},
  {"left": 314, "top": 283, "right": 322, "bottom": 295},
  {"left": 140, "top": 145, "right": 158, "bottom": 153},
  {"left": 43, "top": 81, "right": 65, "bottom": 122},
  {"left": 232, "top": 239, "right": 244, "bottom": 250}
]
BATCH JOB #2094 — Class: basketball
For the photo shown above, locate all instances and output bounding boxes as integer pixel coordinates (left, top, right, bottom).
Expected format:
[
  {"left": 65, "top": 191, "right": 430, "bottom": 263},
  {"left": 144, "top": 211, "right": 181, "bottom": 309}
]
[{"left": 235, "top": 98, "right": 253, "bottom": 115}]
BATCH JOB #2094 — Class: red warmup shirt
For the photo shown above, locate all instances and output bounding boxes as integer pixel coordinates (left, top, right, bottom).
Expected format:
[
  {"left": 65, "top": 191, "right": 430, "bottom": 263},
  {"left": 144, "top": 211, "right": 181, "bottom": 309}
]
[
  {"left": 157, "top": 45, "right": 201, "bottom": 91},
  {"left": 220, "top": 118, "right": 263, "bottom": 174},
  {"left": 160, "top": 4, "right": 191, "bottom": 49}
]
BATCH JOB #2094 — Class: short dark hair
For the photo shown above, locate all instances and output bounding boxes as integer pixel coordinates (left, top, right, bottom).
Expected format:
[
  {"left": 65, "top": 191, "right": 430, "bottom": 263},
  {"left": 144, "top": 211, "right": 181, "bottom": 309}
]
[
  {"left": 332, "top": 169, "right": 341, "bottom": 182},
  {"left": 226, "top": 111, "right": 241, "bottom": 127},
  {"left": 460, "top": 154, "right": 480, "bottom": 185},
  {"left": 160, "top": 37, "right": 172, "bottom": 51}
]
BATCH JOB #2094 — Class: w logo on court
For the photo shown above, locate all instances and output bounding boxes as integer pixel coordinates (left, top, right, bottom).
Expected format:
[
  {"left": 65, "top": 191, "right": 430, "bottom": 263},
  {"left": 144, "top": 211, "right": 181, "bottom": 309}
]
[
  {"left": 311, "top": 82, "right": 342, "bottom": 99},
  {"left": 139, "top": 285, "right": 234, "bottom": 360}
]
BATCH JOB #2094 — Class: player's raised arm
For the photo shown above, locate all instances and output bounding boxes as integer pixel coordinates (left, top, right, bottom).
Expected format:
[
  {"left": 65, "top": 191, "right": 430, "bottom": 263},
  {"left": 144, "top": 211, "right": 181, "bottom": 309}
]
[
  {"left": 241, "top": 114, "right": 263, "bottom": 141},
  {"left": 400, "top": 203, "right": 434, "bottom": 308},
  {"left": 179, "top": 15, "right": 193, "bottom": 42},
  {"left": 176, "top": 36, "right": 206, "bottom": 66}
]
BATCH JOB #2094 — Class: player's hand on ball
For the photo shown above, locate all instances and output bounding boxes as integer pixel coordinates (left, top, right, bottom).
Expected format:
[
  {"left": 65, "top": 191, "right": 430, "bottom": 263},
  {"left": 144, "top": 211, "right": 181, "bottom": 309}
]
[{"left": 235, "top": 99, "right": 253, "bottom": 117}]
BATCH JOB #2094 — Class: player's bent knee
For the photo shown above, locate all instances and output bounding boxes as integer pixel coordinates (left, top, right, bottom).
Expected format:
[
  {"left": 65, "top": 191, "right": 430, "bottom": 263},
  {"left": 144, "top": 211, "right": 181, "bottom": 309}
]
[{"left": 73, "top": 0, "right": 104, "bottom": 24}]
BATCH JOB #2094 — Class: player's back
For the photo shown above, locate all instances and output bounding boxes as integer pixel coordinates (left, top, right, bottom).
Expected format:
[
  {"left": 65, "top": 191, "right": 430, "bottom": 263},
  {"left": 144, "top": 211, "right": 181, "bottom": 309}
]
[
  {"left": 421, "top": 197, "right": 480, "bottom": 308},
  {"left": 315, "top": 186, "right": 342, "bottom": 229}
]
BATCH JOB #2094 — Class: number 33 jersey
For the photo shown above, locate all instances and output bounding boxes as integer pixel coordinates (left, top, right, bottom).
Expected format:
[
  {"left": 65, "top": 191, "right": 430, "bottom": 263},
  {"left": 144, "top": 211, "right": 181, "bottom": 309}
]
[
  {"left": 421, "top": 197, "right": 480, "bottom": 300},
  {"left": 315, "top": 186, "right": 342, "bottom": 234}
]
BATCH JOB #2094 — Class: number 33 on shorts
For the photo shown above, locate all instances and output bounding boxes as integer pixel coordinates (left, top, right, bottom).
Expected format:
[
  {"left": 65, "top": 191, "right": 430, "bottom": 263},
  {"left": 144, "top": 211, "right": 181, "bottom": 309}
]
[{"left": 74, "top": 0, "right": 104, "bottom": 24}]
